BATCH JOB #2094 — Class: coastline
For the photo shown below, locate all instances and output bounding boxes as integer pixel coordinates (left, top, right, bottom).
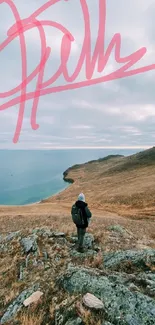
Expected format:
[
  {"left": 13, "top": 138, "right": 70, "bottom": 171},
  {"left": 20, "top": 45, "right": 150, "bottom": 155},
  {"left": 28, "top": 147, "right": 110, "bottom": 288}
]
[
  {"left": 0, "top": 171, "right": 72, "bottom": 208},
  {"left": 0, "top": 148, "right": 143, "bottom": 208},
  {"left": 40, "top": 178, "right": 71, "bottom": 204},
  {"left": 23, "top": 167, "right": 73, "bottom": 206},
  {"left": 0, "top": 147, "right": 155, "bottom": 217}
]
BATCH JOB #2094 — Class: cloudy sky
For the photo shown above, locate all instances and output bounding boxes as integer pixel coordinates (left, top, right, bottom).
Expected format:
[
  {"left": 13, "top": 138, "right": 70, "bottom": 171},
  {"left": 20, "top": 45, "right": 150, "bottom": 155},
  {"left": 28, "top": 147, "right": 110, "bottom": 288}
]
[{"left": 0, "top": 0, "right": 155, "bottom": 149}]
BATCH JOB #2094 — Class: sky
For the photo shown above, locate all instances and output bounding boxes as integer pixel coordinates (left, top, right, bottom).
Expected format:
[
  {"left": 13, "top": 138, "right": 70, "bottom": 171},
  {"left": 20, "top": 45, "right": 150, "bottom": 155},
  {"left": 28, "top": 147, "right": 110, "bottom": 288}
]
[{"left": 0, "top": 0, "right": 155, "bottom": 149}]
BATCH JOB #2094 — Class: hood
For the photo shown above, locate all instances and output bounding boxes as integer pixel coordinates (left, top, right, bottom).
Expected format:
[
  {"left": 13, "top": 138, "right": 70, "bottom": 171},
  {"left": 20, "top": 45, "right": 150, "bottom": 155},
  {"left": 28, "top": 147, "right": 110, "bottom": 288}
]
[{"left": 75, "top": 200, "right": 87, "bottom": 208}]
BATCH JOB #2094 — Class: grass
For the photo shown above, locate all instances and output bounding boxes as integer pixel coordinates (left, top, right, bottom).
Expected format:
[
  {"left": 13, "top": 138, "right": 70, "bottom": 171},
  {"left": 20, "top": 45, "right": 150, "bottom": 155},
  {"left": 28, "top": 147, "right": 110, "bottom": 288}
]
[
  {"left": 17, "top": 312, "right": 44, "bottom": 325},
  {"left": 76, "top": 301, "right": 104, "bottom": 325}
]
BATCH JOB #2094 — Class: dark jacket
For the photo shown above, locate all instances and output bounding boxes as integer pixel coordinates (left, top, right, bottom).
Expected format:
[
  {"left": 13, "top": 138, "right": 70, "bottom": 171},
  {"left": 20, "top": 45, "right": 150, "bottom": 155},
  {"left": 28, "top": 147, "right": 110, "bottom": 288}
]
[{"left": 75, "top": 200, "right": 92, "bottom": 228}]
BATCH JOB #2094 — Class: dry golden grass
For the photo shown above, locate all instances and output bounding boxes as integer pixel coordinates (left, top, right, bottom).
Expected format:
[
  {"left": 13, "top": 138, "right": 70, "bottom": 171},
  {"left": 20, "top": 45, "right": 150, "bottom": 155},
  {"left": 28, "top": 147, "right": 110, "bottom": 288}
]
[
  {"left": 76, "top": 301, "right": 103, "bottom": 325},
  {"left": 4, "top": 288, "right": 20, "bottom": 305},
  {"left": 43, "top": 147, "right": 155, "bottom": 217},
  {"left": 90, "top": 251, "right": 103, "bottom": 268},
  {"left": 17, "top": 312, "right": 44, "bottom": 325}
]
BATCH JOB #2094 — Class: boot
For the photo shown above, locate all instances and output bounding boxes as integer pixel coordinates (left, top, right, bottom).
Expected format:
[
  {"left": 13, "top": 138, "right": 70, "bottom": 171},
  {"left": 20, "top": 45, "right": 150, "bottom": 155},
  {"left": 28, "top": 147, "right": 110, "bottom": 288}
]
[{"left": 77, "top": 246, "right": 84, "bottom": 253}]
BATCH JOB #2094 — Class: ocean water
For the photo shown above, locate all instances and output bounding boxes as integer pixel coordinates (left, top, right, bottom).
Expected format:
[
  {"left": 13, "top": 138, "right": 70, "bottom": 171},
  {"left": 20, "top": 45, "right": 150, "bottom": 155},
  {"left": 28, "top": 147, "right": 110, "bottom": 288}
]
[{"left": 0, "top": 148, "right": 141, "bottom": 205}]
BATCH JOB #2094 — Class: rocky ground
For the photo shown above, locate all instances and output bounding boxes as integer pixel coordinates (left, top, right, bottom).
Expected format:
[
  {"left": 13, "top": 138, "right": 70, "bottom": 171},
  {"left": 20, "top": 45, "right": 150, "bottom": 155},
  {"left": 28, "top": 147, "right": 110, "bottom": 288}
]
[{"left": 1, "top": 225, "right": 155, "bottom": 325}]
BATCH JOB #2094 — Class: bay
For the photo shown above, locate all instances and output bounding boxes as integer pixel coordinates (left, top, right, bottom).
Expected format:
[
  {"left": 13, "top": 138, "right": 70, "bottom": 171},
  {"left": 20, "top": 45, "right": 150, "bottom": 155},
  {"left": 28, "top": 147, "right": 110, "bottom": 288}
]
[{"left": 0, "top": 148, "right": 140, "bottom": 205}]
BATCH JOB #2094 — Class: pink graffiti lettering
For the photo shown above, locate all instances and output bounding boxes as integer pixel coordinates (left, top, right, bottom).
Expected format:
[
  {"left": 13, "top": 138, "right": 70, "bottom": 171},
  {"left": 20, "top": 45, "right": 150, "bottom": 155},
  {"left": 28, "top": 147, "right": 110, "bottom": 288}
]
[{"left": 0, "top": 0, "right": 154, "bottom": 142}]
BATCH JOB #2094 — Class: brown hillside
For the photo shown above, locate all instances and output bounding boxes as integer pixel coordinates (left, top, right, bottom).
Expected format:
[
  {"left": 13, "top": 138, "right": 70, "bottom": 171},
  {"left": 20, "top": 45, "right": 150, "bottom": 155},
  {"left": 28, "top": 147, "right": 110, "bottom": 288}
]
[{"left": 43, "top": 147, "right": 155, "bottom": 217}]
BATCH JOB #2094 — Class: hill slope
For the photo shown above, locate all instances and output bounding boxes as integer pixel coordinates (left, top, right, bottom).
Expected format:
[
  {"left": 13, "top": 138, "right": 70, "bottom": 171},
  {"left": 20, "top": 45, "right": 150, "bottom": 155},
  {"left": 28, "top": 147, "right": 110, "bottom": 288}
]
[{"left": 44, "top": 147, "right": 155, "bottom": 216}]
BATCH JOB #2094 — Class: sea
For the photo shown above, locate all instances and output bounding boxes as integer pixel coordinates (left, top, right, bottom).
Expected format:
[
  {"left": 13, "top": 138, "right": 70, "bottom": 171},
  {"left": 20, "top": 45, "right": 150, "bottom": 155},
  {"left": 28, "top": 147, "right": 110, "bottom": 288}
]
[{"left": 0, "top": 148, "right": 142, "bottom": 206}]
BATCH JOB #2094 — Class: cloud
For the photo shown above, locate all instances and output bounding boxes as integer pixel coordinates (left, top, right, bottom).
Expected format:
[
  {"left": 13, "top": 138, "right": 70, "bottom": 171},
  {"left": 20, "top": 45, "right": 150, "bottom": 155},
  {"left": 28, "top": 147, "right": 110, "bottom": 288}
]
[
  {"left": 71, "top": 125, "right": 94, "bottom": 130},
  {"left": 0, "top": 0, "right": 154, "bottom": 149}
]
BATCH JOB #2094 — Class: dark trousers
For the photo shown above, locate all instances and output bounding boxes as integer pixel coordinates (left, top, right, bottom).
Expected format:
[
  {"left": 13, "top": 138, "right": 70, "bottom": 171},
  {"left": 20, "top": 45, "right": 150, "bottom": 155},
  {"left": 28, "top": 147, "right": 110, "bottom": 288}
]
[{"left": 77, "top": 227, "right": 86, "bottom": 248}]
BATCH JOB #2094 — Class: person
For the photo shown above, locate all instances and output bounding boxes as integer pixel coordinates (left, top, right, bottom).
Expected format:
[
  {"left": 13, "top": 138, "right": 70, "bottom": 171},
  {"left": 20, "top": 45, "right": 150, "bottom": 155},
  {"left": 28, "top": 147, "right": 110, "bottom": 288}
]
[{"left": 71, "top": 193, "right": 92, "bottom": 253}]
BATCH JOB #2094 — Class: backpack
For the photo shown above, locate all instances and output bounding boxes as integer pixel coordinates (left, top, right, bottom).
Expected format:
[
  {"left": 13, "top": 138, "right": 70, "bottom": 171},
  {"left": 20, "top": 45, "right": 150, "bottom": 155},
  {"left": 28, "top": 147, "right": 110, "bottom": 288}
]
[{"left": 71, "top": 205, "right": 86, "bottom": 227}]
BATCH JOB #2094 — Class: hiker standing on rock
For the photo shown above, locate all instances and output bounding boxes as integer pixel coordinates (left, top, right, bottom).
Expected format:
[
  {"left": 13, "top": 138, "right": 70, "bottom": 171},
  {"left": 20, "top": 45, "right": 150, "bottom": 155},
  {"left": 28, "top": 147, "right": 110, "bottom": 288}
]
[{"left": 71, "top": 193, "right": 92, "bottom": 253}]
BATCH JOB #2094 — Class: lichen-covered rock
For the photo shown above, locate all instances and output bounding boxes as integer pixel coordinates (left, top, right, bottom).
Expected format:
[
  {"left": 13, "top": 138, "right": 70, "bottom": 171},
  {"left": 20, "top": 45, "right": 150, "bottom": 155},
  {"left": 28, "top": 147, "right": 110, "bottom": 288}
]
[
  {"left": 20, "top": 235, "right": 38, "bottom": 254},
  {"left": 103, "top": 249, "right": 155, "bottom": 271},
  {"left": 0, "top": 231, "right": 20, "bottom": 244},
  {"left": 5, "top": 231, "right": 21, "bottom": 242},
  {"left": 58, "top": 265, "right": 155, "bottom": 325},
  {"left": 70, "top": 249, "right": 97, "bottom": 258},
  {"left": 55, "top": 303, "right": 78, "bottom": 325},
  {"left": 84, "top": 233, "right": 94, "bottom": 249},
  {"left": 0, "top": 242, "right": 8, "bottom": 253},
  {"left": 56, "top": 237, "right": 68, "bottom": 245},
  {"left": 0, "top": 284, "right": 39, "bottom": 324},
  {"left": 134, "top": 272, "right": 155, "bottom": 297},
  {"left": 69, "top": 233, "right": 94, "bottom": 249},
  {"left": 107, "top": 224, "right": 125, "bottom": 234},
  {"left": 53, "top": 232, "right": 65, "bottom": 237},
  {"left": 32, "top": 227, "right": 54, "bottom": 237},
  {"left": 64, "top": 317, "right": 83, "bottom": 325}
]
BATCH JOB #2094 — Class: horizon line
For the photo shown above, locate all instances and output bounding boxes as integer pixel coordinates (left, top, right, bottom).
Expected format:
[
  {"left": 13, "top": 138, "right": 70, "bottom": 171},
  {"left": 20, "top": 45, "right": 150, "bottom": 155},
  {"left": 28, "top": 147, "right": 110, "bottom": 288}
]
[{"left": 1, "top": 145, "right": 152, "bottom": 150}]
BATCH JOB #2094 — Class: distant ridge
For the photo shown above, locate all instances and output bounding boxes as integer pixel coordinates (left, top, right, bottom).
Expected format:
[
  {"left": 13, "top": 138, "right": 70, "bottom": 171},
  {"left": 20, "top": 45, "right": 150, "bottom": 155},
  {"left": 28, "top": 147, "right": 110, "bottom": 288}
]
[
  {"left": 63, "top": 154, "right": 124, "bottom": 180},
  {"left": 63, "top": 147, "right": 155, "bottom": 178},
  {"left": 105, "top": 146, "right": 155, "bottom": 174},
  {"left": 59, "top": 146, "right": 155, "bottom": 214}
]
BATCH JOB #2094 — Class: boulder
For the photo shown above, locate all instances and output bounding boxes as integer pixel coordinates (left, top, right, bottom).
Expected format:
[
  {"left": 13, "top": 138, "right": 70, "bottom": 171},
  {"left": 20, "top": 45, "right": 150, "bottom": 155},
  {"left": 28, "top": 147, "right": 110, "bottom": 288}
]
[
  {"left": 23, "top": 291, "right": 43, "bottom": 306},
  {"left": 20, "top": 235, "right": 38, "bottom": 254},
  {"left": 83, "top": 293, "right": 104, "bottom": 310}
]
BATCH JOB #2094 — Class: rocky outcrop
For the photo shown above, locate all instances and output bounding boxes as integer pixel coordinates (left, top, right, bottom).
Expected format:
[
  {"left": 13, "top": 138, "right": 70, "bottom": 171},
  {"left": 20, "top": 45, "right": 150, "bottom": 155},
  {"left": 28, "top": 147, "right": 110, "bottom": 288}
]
[
  {"left": 103, "top": 248, "right": 155, "bottom": 271},
  {"left": 70, "top": 233, "right": 94, "bottom": 249},
  {"left": 0, "top": 284, "right": 39, "bottom": 324},
  {"left": 1, "top": 228, "right": 155, "bottom": 325},
  {"left": 58, "top": 265, "right": 155, "bottom": 325},
  {"left": 32, "top": 228, "right": 65, "bottom": 238}
]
